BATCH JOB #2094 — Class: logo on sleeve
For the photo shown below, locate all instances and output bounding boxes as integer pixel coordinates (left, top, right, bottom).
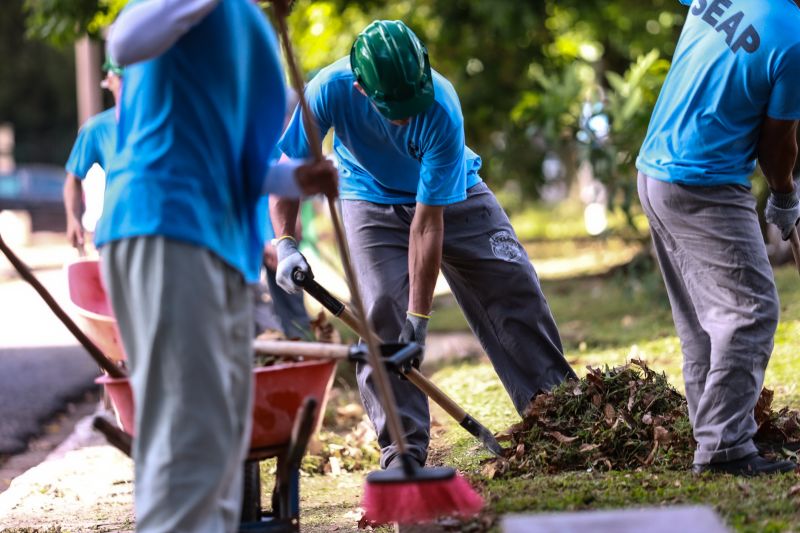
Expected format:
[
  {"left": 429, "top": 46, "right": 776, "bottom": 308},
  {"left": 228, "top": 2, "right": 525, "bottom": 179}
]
[
  {"left": 691, "top": 0, "right": 760, "bottom": 54},
  {"left": 407, "top": 141, "right": 424, "bottom": 163}
]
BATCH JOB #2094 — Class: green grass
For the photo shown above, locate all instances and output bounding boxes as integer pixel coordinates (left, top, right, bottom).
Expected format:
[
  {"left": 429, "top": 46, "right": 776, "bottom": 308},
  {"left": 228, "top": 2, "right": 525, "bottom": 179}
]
[
  {"left": 479, "top": 471, "right": 800, "bottom": 533},
  {"left": 269, "top": 257, "right": 800, "bottom": 531},
  {"left": 508, "top": 200, "right": 649, "bottom": 242},
  {"left": 425, "top": 263, "right": 800, "bottom": 532}
]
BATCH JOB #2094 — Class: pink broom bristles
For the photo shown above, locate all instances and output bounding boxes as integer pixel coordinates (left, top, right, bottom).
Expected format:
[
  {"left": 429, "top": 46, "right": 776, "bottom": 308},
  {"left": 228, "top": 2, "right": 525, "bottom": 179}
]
[{"left": 361, "top": 472, "right": 484, "bottom": 525}]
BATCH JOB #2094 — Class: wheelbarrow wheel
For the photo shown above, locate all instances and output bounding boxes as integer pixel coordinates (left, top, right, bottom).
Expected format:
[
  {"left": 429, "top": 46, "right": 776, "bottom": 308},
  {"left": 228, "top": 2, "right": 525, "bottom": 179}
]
[{"left": 241, "top": 460, "right": 262, "bottom": 523}]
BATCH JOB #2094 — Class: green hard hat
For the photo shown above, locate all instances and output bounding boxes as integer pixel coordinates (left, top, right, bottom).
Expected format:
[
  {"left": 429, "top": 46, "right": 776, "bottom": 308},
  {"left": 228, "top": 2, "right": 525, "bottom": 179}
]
[
  {"left": 102, "top": 57, "right": 124, "bottom": 77},
  {"left": 350, "top": 20, "right": 435, "bottom": 121}
]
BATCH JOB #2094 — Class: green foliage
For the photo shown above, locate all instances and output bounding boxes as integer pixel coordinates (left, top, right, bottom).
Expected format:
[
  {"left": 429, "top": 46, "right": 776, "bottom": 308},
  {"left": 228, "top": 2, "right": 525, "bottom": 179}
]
[
  {"left": 24, "top": 0, "right": 125, "bottom": 46},
  {"left": 0, "top": 0, "right": 78, "bottom": 164},
  {"left": 585, "top": 50, "right": 672, "bottom": 220},
  {"left": 19, "top": 0, "right": 689, "bottom": 205}
]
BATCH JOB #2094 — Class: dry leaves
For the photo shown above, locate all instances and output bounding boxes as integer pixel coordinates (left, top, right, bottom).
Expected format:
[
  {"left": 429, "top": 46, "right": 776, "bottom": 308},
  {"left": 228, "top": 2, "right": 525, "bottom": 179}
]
[
  {"left": 483, "top": 359, "right": 694, "bottom": 475},
  {"left": 483, "top": 361, "right": 800, "bottom": 478}
]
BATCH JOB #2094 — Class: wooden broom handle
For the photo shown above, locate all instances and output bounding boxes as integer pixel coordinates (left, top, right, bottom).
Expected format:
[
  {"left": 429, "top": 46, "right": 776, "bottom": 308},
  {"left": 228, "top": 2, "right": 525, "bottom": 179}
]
[
  {"left": 273, "top": 5, "right": 409, "bottom": 455},
  {"left": 0, "top": 233, "right": 125, "bottom": 378},
  {"left": 789, "top": 227, "right": 800, "bottom": 277}
]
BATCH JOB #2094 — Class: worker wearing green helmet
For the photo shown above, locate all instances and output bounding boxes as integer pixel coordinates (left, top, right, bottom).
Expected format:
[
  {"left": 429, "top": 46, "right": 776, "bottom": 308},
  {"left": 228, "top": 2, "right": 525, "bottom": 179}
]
[{"left": 273, "top": 20, "right": 576, "bottom": 469}]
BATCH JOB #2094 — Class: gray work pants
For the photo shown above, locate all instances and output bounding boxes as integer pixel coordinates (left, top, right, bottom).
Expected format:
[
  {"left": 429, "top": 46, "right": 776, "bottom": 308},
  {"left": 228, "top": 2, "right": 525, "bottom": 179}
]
[
  {"left": 342, "top": 182, "right": 575, "bottom": 467},
  {"left": 637, "top": 173, "right": 779, "bottom": 464},
  {"left": 102, "top": 237, "right": 253, "bottom": 533},
  {"left": 265, "top": 265, "right": 310, "bottom": 339}
]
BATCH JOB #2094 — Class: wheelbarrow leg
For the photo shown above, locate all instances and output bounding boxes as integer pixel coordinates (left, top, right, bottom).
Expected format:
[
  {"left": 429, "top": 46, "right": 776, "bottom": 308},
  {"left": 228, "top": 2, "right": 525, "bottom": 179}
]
[
  {"left": 241, "top": 460, "right": 262, "bottom": 523},
  {"left": 274, "top": 397, "right": 318, "bottom": 531}
]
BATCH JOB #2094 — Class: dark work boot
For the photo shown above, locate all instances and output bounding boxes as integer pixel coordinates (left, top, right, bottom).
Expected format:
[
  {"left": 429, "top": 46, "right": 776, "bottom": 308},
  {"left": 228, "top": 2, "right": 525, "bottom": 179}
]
[{"left": 692, "top": 453, "right": 797, "bottom": 477}]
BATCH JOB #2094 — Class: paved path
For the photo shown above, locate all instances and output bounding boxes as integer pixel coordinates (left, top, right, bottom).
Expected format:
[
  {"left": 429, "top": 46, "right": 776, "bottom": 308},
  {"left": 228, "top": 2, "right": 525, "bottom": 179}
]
[{"left": 0, "top": 241, "right": 100, "bottom": 455}]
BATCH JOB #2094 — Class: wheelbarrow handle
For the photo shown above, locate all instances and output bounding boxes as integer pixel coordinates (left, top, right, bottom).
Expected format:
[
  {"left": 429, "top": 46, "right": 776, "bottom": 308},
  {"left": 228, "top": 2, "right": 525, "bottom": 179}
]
[
  {"left": 0, "top": 233, "right": 125, "bottom": 378},
  {"left": 292, "top": 271, "right": 505, "bottom": 457}
]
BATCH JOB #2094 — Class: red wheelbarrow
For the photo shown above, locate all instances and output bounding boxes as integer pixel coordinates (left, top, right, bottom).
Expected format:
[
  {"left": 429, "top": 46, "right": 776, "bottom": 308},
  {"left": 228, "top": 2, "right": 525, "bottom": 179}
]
[
  {"left": 97, "top": 359, "right": 337, "bottom": 532},
  {"left": 0, "top": 242, "right": 418, "bottom": 532},
  {"left": 64, "top": 258, "right": 338, "bottom": 532}
]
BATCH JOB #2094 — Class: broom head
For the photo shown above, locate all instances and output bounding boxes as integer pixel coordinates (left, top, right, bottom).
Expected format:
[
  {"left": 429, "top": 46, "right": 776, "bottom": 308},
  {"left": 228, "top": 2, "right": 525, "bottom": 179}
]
[{"left": 361, "top": 459, "right": 483, "bottom": 525}]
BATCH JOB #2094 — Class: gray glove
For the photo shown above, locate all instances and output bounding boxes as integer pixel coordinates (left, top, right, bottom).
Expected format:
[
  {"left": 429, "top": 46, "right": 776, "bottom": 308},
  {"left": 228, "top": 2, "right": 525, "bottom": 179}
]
[
  {"left": 275, "top": 238, "right": 309, "bottom": 295},
  {"left": 765, "top": 189, "right": 800, "bottom": 241},
  {"left": 398, "top": 313, "right": 429, "bottom": 375},
  {"left": 399, "top": 313, "right": 429, "bottom": 347}
]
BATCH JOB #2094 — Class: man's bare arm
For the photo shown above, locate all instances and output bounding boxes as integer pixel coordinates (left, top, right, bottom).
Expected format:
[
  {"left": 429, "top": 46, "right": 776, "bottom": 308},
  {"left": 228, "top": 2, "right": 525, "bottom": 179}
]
[
  {"left": 270, "top": 196, "right": 301, "bottom": 239},
  {"left": 63, "top": 173, "right": 85, "bottom": 252},
  {"left": 408, "top": 203, "right": 445, "bottom": 315},
  {"left": 758, "top": 117, "right": 798, "bottom": 193}
]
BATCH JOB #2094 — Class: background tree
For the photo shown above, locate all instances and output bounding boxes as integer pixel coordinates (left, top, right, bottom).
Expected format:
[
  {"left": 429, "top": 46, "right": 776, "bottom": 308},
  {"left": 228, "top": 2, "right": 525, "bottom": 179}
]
[{"left": 15, "top": 0, "right": 687, "bottom": 206}]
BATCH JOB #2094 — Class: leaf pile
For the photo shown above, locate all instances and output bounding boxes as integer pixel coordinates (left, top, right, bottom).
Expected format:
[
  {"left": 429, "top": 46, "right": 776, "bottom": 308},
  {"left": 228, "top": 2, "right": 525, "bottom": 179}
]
[
  {"left": 754, "top": 387, "right": 800, "bottom": 457},
  {"left": 485, "top": 359, "right": 694, "bottom": 477}
]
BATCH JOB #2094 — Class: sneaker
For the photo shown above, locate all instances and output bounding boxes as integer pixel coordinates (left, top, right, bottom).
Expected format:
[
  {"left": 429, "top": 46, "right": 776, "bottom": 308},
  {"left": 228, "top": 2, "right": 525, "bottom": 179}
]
[
  {"left": 692, "top": 453, "right": 797, "bottom": 476},
  {"left": 384, "top": 455, "right": 424, "bottom": 471}
]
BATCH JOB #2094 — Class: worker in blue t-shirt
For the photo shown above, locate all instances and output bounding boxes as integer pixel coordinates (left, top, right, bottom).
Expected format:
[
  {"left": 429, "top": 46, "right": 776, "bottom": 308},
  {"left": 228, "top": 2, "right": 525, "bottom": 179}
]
[
  {"left": 103, "top": 1, "right": 337, "bottom": 531},
  {"left": 637, "top": 0, "right": 800, "bottom": 476},
  {"left": 272, "top": 20, "right": 576, "bottom": 470},
  {"left": 63, "top": 59, "right": 122, "bottom": 254}
]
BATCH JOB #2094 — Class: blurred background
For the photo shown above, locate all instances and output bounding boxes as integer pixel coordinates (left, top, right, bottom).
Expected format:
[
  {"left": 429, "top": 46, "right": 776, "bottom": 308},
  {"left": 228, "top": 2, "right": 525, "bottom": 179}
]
[{"left": 3, "top": 0, "right": 797, "bottom": 255}]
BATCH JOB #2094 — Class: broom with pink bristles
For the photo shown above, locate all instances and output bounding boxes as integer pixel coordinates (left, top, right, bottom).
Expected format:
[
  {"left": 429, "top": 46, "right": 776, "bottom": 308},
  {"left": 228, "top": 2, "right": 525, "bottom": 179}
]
[{"left": 271, "top": 1, "right": 484, "bottom": 525}]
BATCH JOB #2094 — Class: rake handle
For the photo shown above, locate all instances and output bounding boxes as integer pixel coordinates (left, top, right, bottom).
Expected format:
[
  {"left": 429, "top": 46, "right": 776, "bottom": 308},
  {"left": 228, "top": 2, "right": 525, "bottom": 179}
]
[
  {"left": 0, "top": 233, "right": 125, "bottom": 378},
  {"left": 789, "top": 227, "right": 800, "bottom": 277},
  {"left": 253, "top": 339, "right": 351, "bottom": 360},
  {"left": 294, "top": 272, "right": 470, "bottom": 420},
  {"left": 274, "top": 6, "right": 409, "bottom": 456},
  {"left": 331, "top": 300, "right": 470, "bottom": 420}
]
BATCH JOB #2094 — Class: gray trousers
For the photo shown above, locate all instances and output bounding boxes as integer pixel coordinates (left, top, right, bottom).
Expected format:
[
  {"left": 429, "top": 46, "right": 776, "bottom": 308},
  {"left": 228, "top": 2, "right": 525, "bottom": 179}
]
[
  {"left": 102, "top": 237, "right": 253, "bottom": 533},
  {"left": 342, "top": 182, "right": 575, "bottom": 467},
  {"left": 265, "top": 265, "right": 310, "bottom": 339},
  {"left": 638, "top": 174, "right": 779, "bottom": 464}
]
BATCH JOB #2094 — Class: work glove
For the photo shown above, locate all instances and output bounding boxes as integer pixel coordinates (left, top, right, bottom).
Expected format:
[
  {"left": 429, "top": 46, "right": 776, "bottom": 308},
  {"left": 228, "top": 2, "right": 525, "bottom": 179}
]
[
  {"left": 765, "top": 189, "right": 800, "bottom": 241},
  {"left": 397, "top": 312, "right": 429, "bottom": 375},
  {"left": 275, "top": 237, "right": 309, "bottom": 295}
]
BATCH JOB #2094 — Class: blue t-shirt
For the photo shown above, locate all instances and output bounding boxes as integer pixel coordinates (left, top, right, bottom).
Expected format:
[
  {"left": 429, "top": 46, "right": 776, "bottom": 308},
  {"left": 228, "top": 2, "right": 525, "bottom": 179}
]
[
  {"left": 98, "top": 0, "right": 286, "bottom": 283},
  {"left": 279, "top": 57, "right": 482, "bottom": 206},
  {"left": 637, "top": 0, "right": 800, "bottom": 187},
  {"left": 65, "top": 108, "right": 117, "bottom": 179}
]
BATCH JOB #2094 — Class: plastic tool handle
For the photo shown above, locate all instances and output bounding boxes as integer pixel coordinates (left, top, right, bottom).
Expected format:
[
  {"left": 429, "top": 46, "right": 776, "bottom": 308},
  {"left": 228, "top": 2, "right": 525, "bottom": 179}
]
[
  {"left": 789, "top": 227, "right": 800, "bottom": 277},
  {"left": 0, "top": 233, "right": 125, "bottom": 378},
  {"left": 292, "top": 268, "right": 365, "bottom": 337},
  {"left": 292, "top": 269, "right": 345, "bottom": 316}
]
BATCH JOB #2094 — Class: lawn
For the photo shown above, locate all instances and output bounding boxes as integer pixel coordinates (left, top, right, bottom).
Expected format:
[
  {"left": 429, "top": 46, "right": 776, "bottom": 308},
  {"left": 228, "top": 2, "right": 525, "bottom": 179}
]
[
  {"left": 289, "top": 260, "right": 800, "bottom": 531},
  {"left": 427, "top": 263, "right": 800, "bottom": 532}
]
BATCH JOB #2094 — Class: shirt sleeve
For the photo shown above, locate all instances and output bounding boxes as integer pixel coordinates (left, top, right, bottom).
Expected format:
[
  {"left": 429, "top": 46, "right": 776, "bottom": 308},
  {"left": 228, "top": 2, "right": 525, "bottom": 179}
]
[
  {"left": 416, "top": 110, "right": 468, "bottom": 206},
  {"left": 767, "top": 43, "right": 800, "bottom": 120},
  {"left": 65, "top": 123, "right": 100, "bottom": 180},
  {"left": 108, "top": 0, "right": 221, "bottom": 66},
  {"left": 277, "top": 75, "right": 333, "bottom": 160},
  {"left": 262, "top": 159, "right": 302, "bottom": 198}
]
